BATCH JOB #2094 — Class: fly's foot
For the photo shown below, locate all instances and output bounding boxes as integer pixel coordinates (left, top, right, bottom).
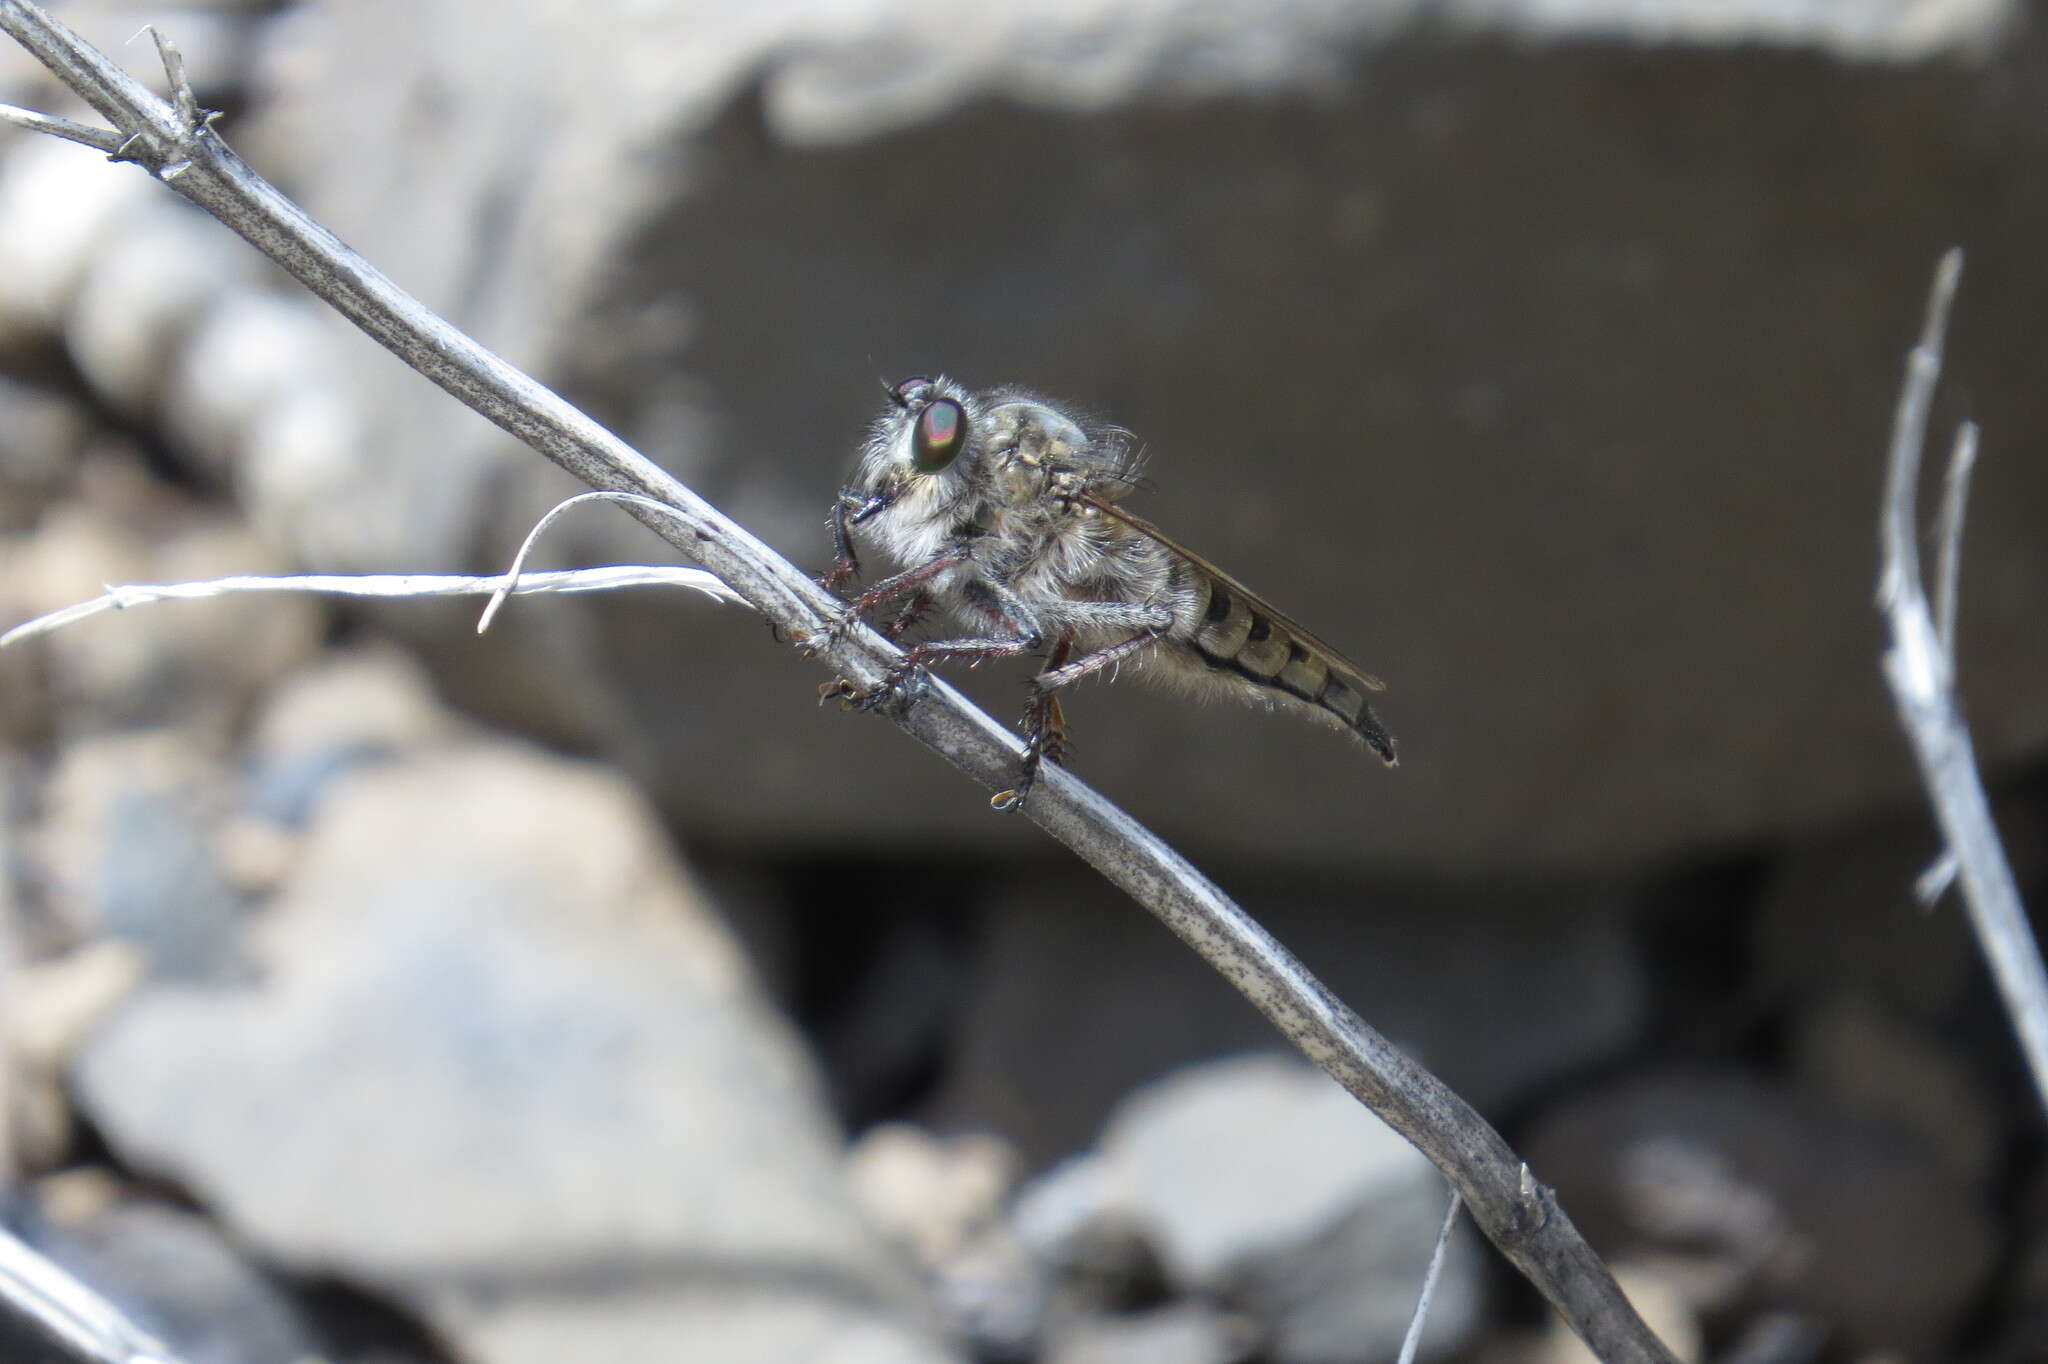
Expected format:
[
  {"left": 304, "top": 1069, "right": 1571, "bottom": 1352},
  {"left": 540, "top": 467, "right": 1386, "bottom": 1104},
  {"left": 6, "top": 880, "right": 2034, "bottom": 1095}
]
[
  {"left": 819, "top": 657, "right": 924, "bottom": 713},
  {"left": 801, "top": 606, "right": 873, "bottom": 662},
  {"left": 990, "top": 721, "right": 1067, "bottom": 814},
  {"left": 817, "top": 555, "right": 860, "bottom": 596}
]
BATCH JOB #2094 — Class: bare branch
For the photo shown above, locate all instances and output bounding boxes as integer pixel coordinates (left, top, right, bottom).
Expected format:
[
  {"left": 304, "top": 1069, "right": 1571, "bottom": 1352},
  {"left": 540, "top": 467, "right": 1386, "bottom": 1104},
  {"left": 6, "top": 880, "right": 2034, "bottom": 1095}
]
[
  {"left": 1877, "top": 250, "right": 2048, "bottom": 1113},
  {"left": 0, "top": 5, "right": 1677, "bottom": 1357},
  {"left": 1932, "top": 421, "right": 1978, "bottom": 668},
  {"left": 139, "top": 27, "right": 200, "bottom": 144},
  {"left": 0, "top": 101, "right": 124, "bottom": 152},
  {"left": 0, "top": 1225, "right": 185, "bottom": 1364}
]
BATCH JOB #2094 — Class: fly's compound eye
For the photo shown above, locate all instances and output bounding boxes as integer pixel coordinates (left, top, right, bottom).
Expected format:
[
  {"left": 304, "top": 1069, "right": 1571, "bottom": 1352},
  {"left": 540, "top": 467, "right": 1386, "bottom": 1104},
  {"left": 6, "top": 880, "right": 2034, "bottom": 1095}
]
[{"left": 912, "top": 397, "right": 966, "bottom": 472}]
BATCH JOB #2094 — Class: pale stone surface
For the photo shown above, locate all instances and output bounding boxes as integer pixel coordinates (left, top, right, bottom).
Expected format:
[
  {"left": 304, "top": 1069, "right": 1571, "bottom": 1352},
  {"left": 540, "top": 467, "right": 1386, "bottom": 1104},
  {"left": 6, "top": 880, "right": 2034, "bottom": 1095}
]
[
  {"left": 6, "top": 0, "right": 2042, "bottom": 872},
  {"left": 1093, "top": 1053, "right": 1483, "bottom": 1363},
  {"left": 71, "top": 742, "right": 957, "bottom": 1363},
  {"left": 215, "top": 0, "right": 2048, "bottom": 871}
]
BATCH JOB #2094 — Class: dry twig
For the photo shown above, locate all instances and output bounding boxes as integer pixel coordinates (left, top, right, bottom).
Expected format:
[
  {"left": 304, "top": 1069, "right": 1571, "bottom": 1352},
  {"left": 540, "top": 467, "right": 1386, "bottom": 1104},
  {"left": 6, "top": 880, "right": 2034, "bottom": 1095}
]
[
  {"left": 0, "top": 6, "right": 1677, "bottom": 1359},
  {"left": 0, "top": 1226, "right": 183, "bottom": 1364},
  {"left": 1395, "top": 1191, "right": 1464, "bottom": 1364},
  {"left": 1877, "top": 250, "right": 2048, "bottom": 1113}
]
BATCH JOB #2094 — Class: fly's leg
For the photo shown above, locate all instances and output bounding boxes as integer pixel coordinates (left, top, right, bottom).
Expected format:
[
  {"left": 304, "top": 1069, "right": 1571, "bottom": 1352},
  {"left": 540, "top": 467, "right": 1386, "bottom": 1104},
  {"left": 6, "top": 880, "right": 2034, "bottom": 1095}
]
[
  {"left": 884, "top": 590, "right": 935, "bottom": 642},
  {"left": 834, "top": 570, "right": 1047, "bottom": 710},
  {"left": 816, "top": 549, "right": 969, "bottom": 704},
  {"left": 832, "top": 549, "right": 966, "bottom": 636},
  {"left": 992, "top": 634, "right": 1074, "bottom": 813},
  {"left": 829, "top": 630, "right": 1040, "bottom": 714},
  {"left": 820, "top": 492, "right": 862, "bottom": 592},
  {"left": 1034, "top": 628, "right": 1165, "bottom": 691},
  {"left": 816, "top": 589, "right": 937, "bottom": 705},
  {"left": 818, "top": 486, "right": 899, "bottom": 592}
]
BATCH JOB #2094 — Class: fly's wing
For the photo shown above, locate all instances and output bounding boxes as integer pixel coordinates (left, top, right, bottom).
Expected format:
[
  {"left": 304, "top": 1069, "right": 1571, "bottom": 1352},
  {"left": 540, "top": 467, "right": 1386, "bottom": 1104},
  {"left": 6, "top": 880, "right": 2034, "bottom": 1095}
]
[{"left": 1077, "top": 493, "right": 1396, "bottom": 764}]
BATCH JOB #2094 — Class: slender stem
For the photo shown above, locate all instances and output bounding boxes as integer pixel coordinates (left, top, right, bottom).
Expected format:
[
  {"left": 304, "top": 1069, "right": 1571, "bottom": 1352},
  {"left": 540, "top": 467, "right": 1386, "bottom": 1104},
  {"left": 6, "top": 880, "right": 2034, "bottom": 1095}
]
[
  {"left": 0, "top": 101, "right": 124, "bottom": 151},
  {"left": 1877, "top": 251, "right": 2048, "bottom": 1114},
  {"left": 1932, "top": 422, "right": 1978, "bottom": 667},
  {"left": 0, "top": 5, "right": 1677, "bottom": 1357},
  {"left": 1397, "top": 1192, "right": 1464, "bottom": 1364},
  {"left": 0, "top": 1226, "right": 185, "bottom": 1364}
]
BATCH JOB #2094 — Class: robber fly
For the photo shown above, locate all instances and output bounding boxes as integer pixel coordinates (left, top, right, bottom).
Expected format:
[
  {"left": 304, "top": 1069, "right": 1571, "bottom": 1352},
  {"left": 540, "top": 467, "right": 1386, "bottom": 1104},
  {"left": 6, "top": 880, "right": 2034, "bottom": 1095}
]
[{"left": 821, "top": 375, "right": 1394, "bottom": 810}]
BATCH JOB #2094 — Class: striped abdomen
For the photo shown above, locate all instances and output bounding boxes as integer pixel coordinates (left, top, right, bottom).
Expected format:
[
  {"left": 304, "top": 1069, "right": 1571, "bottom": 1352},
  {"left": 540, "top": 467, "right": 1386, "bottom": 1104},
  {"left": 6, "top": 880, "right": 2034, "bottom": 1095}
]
[{"left": 1187, "top": 571, "right": 1396, "bottom": 764}]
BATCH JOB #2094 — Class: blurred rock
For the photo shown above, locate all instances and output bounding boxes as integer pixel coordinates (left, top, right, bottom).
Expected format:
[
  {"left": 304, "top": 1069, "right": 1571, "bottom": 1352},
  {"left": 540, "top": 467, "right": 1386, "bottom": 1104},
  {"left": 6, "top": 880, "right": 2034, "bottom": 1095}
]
[
  {"left": 1786, "top": 990, "right": 1997, "bottom": 1184},
  {"left": 242, "top": 645, "right": 452, "bottom": 827},
  {"left": 7, "top": 0, "right": 2043, "bottom": 867},
  {"left": 3, "top": 496, "right": 324, "bottom": 735},
  {"left": 1042, "top": 1301, "right": 1256, "bottom": 1364},
  {"left": 0, "top": 134, "right": 158, "bottom": 344},
  {"left": 1711, "top": 1313, "right": 1828, "bottom": 1364},
  {"left": 6, "top": 940, "right": 146, "bottom": 1169},
  {"left": 17, "top": 1193, "right": 321, "bottom": 1364},
  {"left": 68, "top": 199, "right": 266, "bottom": 417},
  {"left": 196, "top": 0, "right": 2047, "bottom": 873},
  {"left": 1521, "top": 1067, "right": 1995, "bottom": 1358},
  {"left": 847, "top": 1123, "right": 1020, "bottom": 1264},
  {"left": 923, "top": 866, "right": 1643, "bottom": 1161},
  {"left": 848, "top": 1123, "right": 1043, "bottom": 1356},
  {"left": 0, "top": 375, "right": 89, "bottom": 532},
  {"left": 1013, "top": 1153, "right": 1165, "bottom": 1316},
  {"left": 252, "top": 646, "right": 445, "bottom": 758},
  {"left": 35, "top": 729, "right": 246, "bottom": 979},
  {"left": 8, "top": 940, "right": 147, "bottom": 1076},
  {"left": 1092, "top": 1053, "right": 1482, "bottom": 1363},
  {"left": 70, "top": 741, "right": 957, "bottom": 1364},
  {"left": 0, "top": 73, "right": 380, "bottom": 569}
]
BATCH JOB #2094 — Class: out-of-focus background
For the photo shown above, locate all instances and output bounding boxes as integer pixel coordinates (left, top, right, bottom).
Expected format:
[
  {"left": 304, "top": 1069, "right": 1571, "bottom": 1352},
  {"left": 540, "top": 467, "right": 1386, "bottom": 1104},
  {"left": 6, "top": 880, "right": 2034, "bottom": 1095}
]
[{"left": 1, "top": 1, "right": 2044, "bottom": 1360}]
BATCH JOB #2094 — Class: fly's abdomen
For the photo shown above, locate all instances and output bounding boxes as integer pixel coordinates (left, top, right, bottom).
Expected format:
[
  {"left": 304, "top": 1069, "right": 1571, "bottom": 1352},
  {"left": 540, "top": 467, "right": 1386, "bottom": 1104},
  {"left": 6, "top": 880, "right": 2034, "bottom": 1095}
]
[{"left": 1189, "top": 576, "right": 1396, "bottom": 764}]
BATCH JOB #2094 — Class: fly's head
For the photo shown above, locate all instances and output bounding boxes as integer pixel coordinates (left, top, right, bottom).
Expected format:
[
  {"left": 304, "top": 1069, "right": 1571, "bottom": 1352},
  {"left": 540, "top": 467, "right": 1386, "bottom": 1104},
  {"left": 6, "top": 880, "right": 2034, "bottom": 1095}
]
[
  {"left": 842, "top": 375, "right": 988, "bottom": 564},
  {"left": 838, "top": 378, "right": 1141, "bottom": 577}
]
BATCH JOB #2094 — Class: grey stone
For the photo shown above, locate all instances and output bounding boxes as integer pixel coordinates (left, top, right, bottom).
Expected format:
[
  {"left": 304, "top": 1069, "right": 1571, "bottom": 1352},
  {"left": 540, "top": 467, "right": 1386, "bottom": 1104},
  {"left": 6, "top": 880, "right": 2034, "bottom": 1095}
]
[
  {"left": 1522, "top": 1066, "right": 1996, "bottom": 1358},
  {"left": 241, "top": 647, "right": 450, "bottom": 826},
  {"left": 1786, "top": 990, "right": 1998, "bottom": 1184},
  {"left": 1093, "top": 1053, "right": 1482, "bottom": 1363},
  {"left": 921, "top": 866, "right": 1643, "bottom": 1162},
  {"left": 36, "top": 730, "right": 247, "bottom": 981},
  {"left": 847, "top": 1124, "right": 1046, "bottom": 1357},
  {"left": 71, "top": 742, "right": 958, "bottom": 1364},
  {"left": 192, "top": 0, "right": 2048, "bottom": 872},
  {"left": 0, "top": 376, "right": 89, "bottom": 534},
  {"left": 1042, "top": 1301, "right": 1256, "bottom": 1364}
]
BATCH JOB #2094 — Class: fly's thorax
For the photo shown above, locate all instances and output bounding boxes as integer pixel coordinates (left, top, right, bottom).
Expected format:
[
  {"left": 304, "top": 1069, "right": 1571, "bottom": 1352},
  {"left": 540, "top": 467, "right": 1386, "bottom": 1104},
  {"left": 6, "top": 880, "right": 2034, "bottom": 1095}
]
[{"left": 982, "top": 398, "right": 1091, "bottom": 471}]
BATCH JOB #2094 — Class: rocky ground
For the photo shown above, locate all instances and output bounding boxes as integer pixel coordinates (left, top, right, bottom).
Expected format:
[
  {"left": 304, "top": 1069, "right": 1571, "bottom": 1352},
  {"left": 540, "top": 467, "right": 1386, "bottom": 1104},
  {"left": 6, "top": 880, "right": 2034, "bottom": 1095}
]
[{"left": 3, "top": 2, "right": 2046, "bottom": 1362}]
